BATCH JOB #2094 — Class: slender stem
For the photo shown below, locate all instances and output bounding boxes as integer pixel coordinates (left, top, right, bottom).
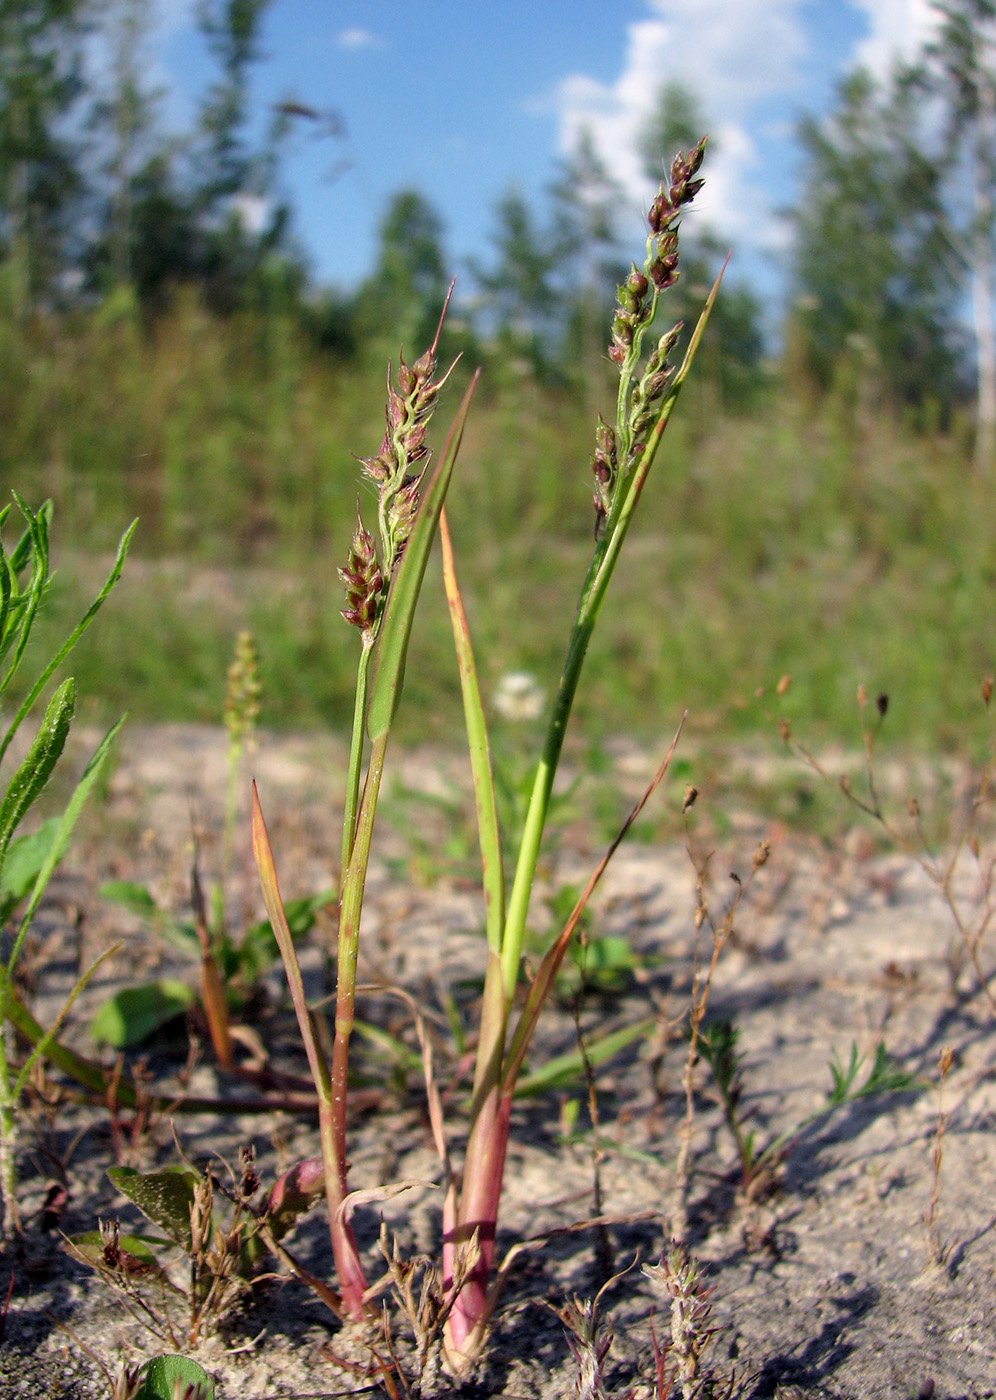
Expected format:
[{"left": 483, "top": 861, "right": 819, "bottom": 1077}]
[
  {"left": 498, "top": 271, "right": 722, "bottom": 1006},
  {"left": 330, "top": 728, "right": 389, "bottom": 1166},
  {"left": 0, "top": 1017, "right": 17, "bottom": 1237},
  {"left": 341, "top": 637, "right": 374, "bottom": 875},
  {"left": 500, "top": 575, "right": 600, "bottom": 1007}
]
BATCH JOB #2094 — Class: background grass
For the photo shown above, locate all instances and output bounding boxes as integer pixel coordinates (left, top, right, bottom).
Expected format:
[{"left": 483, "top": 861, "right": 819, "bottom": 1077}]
[{"left": 5, "top": 294, "right": 994, "bottom": 765}]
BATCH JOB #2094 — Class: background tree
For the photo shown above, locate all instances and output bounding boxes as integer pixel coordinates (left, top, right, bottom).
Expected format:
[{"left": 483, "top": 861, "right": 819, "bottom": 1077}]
[
  {"left": 470, "top": 186, "right": 562, "bottom": 371},
  {"left": 788, "top": 64, "right": 961, "bottom": 419},
  {"left": 640, "top": 80, "right": 705, "bottom": 184},
  {"left": 86, "top": 0, "right": 176, "bottom": 297},
  {"left": 549, "top": 126, "right": 625, "bottom": 387},
  {"left": 192, "top": 0, "right": 295, "bottom": 311},
  {"left": 354, "top": 189, "right": 449, "bottom": 356},
  {"left": 926, "top": 0, "right": 996, "bottom": 470},
  {"left": 640, "top": 81, "right": 765, "bottom": 409},
  {"left": 0, "top": 0, "right": 89, "bottom": 313}
]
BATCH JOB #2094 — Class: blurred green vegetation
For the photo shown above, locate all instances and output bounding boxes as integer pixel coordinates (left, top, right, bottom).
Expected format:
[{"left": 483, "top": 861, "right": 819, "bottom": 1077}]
[{"left": 4, "top": 290, "right": 993, "bottom": 761}]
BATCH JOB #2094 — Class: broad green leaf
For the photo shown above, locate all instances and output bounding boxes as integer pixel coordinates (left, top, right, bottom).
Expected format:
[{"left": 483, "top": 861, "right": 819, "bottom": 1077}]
[
  {"left": 568, "top": 934, "right": 641, "bottom": 987},
  {"left": 90, "top": 979, "right": 195, "bottom": 1048},
  {"left": 238, "top": 891, "right": 334, "bottom": 982},
  {"left": 136, "top": 1355, "right": 214, "bottom": 1400},
  {"left": 99, "top": 880, "right": 160, "bottom": 917},
  {"left": 0, "top": 817, "right": 61, "bottom": 922},
  {"left": 108, "top": 1166, "right": 199, "bottom": 1249},
  {"left": 99, "top": 879, "right": 201, "bottom": 957},
  {"left": 0, "top": 677, "right": 74, "bottom": 875}
]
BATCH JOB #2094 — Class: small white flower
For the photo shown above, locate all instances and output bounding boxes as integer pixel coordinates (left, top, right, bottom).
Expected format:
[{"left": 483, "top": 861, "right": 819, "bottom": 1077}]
[{"left": 492, "top": 671, "right": 544, "bottom": 722}]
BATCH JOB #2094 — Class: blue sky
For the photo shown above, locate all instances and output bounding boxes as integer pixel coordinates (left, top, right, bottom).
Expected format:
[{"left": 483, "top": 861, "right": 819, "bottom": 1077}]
[{"left": 153, "top": 0, "right": 938, "bottom": 304}]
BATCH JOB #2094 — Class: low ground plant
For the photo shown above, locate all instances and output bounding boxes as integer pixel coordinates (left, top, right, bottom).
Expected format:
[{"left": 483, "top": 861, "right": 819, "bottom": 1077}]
[
  {"left": 776, "top": 677, "right": 996, "bottom": 1015},
  {"left": 68, "top": 1145, "right": 329, "bottom": 1347},
  {"left": 251, "top": 140, "right": 720, "bottom": 1375},
  {"left": 697, "top": 1018, "right": 915, "bottom": 1199}
]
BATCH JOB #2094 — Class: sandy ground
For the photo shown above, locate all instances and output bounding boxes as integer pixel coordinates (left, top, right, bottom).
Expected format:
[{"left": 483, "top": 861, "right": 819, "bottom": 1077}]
[{"left": 2, "top": 723, "right": 995, "bottom": 1399}]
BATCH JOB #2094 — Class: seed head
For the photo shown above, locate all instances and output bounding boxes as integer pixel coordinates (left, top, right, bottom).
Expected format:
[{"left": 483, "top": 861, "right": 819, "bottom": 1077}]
[
  {"left": 224, "top": 630, "right": 262, "bottom": 754},
  {"left": 591, "top": 416, "right": 618, "bottom": 534},
  {"left": 753, "top": 839, "right": 771, "bottom": 870},
  {"left": 643, "top": 1241, "right": 717, "bottom": 1396},
  {"left": 339, "top": 504, "right": 384, "bottom": 639}
]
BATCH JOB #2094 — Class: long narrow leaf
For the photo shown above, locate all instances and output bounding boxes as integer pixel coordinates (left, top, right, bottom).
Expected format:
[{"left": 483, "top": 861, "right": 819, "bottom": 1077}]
[
  {"left": 0, "top": 518, "right": 135, "bottom": 767},
  {"left": 0, "top": 529, "right": 11, "bottom": 657},
  {"left": 367, "top": 371, "right": 480, "bottom": 742},
  {"left": 500, "top": 265, "right": 726, "bottom": 1003},
  {"left": 1, "top": 715, "right": 124, "bottom": 989},
  {"left": 438, "top": 507, "right": 504, "bottom": 953},
  {"left": 513, "top": 1016, "right": 656, "bottom": 1097},
  {"left": 0, "top": 677, "right": 75, "bottom": 877},
  {"left": 0, "top": 498, "right": 48, "bottom": 709},
  {"left": 14, "top": 942, "right": 121, "bottom": 1099}
]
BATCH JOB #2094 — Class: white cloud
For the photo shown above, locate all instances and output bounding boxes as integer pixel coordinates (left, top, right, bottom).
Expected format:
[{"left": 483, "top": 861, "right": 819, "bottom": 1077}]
[
  {"left": 233, "top": 192, "right": 270, "bottom": 235},
  {"left": 851, "top": 0, "right": 941, "bottom": 77},
  {"left": 554, "top": 1, "right": 808, "bottom": 258},
  {"left": 337, "top": 27, "right": 380, "bottom": 50}
]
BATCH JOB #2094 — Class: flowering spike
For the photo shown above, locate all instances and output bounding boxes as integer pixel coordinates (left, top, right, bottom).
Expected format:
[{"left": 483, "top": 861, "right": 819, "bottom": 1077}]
[{"left": 338, "top": 503, "right": 384, "bottom": 639}]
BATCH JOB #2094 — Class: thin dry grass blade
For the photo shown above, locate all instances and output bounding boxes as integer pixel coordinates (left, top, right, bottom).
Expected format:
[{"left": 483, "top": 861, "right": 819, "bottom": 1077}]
[{"left": 251, "top": 781, "right": 332, "bottom": 1102}]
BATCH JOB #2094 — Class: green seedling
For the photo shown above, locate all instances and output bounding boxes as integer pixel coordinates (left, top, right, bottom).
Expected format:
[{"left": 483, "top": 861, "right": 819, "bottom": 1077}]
[
  {"left": 698, "top": 1017, "right": 917, "bottom": 1197},
  {"left": 0, "top": 494, "right": 133, "bottom": 1237},
  {"left": 116, "top": 1354, "right": 214, "bottom": 1400},
  {"left": 69, "top": 1145, "right": 328, "bottom": 1345},
  {"left": 252, "top": 142, "right": 719, "bottom": 1373},
  {"left": 96, "top": 632, "right": 333, "bottom": 1060}
]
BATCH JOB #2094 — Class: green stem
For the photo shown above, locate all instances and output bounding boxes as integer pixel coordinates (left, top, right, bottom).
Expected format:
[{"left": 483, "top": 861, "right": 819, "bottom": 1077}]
[
  {"left": 499, "top": 267, "right": 724, "bottom": 1007},
  {"left": 331, "top": 728, "right": 389, "bottom": 1162},
  {"left": 341, "top": 637, "right": 374, "bottom": 875},
  {"left": 0, "top": 1018, "right": 17, "bottom": 1237}
]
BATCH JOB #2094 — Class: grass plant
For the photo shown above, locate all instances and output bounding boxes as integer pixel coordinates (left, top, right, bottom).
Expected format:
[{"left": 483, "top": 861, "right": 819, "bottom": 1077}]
[{"left": 252, "top": 140, "right": 719, "bottom": 1375}]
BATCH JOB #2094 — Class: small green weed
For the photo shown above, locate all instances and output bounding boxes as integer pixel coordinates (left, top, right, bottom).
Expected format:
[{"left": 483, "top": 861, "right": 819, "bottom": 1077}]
[
  {"left": 0, "top": 495, "right": 132, "bottom": 1237},
  {"left": 114, "top": 1354, "right": 214, "bottom": 1400},
  {"left": 68, "top": 1145, "right": 327, "bottom": 1347},
  {"left": 698, "top": 1018, "right": 917, "bottom": 1198}
]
